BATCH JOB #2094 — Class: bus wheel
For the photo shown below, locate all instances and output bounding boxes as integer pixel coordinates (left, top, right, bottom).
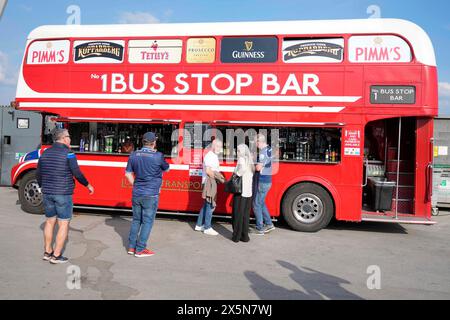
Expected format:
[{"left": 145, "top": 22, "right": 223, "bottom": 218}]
[
  {"left": 18, "top": 171, "right": 44, "bottom": 215},
  {"left": 282, "top": 183, "right": 334, "bottom": 232}
]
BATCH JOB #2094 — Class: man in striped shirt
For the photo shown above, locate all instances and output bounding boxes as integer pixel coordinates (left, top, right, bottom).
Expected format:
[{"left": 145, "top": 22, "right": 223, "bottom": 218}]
[{"left": 36, "top": 128, "right": 94, "bottom": 264}]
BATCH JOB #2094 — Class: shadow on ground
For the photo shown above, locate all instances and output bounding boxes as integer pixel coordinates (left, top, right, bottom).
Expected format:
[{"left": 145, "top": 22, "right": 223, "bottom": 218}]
[{"left": 245, "top": 260, "right": 364, "bottom": 300}]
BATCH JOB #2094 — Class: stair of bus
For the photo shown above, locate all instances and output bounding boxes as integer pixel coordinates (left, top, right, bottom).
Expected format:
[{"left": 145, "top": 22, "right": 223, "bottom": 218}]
[{"left": 386, "top": 147, "right": 415, "bottom": 214}]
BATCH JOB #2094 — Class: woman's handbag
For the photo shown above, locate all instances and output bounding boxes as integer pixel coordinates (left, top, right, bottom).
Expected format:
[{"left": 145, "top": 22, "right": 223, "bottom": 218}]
[{"left": 224, "top": 173, "right": 242, "bottom": 194}]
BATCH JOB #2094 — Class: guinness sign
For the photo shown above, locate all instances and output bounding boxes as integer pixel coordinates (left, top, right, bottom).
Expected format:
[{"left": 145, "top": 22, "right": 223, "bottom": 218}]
[
  {"left": 221, "top": 37, "right": 278, "bottom": 63},
  {"left": 74, "top": 40, "right": 124, "bottom": 64}
]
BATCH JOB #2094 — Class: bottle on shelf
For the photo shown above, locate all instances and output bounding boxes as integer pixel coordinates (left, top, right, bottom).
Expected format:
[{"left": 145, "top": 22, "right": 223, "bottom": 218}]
[
  {"left": 89, "top": 135, "right": 94, "bottom": 152},
  {"left": 93, "top": 139, "right": 99, "bottom": 152},
  {"left": 117, "top": 136, "right": 122, "bottom": 153},
  {"left": 79, "top": 138, "right": 84, "bottom": 152},
  {"left": 99, "top": 136, "right": 104, "bottom": 152},
  {"left": 325, "top": 149, "right": 329, "bottom": 162}
]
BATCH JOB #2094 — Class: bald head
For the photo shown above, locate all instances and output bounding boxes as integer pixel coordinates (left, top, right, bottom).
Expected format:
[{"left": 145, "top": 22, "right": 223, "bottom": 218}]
[
  {"left": 256, "top": 134, "right": 267, "bottom": 149},
  {"left": 211, "top": 139, "right": 223, "bottom": 155}
]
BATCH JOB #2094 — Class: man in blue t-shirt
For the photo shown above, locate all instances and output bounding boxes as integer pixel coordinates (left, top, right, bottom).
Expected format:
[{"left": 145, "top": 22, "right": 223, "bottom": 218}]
[
  {"left": 252, "top": 134, "right": 276, "bottom": 235},
  {"left": 125, "top": 132, "right": 169, "bottom": 257}
]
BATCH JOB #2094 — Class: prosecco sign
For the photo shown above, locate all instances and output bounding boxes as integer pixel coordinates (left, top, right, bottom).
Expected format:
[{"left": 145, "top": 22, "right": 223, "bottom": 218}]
[{"left": 370, "top": 86, "right": 416, "bottom": 104}]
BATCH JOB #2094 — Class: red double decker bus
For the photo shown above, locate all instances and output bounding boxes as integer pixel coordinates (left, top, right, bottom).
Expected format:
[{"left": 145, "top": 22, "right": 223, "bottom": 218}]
[{"left": 11, "top": 19, "right": 438, "bottom": 231}]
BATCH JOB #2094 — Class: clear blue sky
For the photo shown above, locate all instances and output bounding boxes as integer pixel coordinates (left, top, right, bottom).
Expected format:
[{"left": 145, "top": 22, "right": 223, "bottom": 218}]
[{"left": 0, "top": 0, "right": 449, "bottom": 113}]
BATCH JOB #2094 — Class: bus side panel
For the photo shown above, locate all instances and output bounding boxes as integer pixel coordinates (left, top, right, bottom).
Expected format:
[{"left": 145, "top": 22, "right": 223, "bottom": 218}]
[
  {"left": 414, "top": 117, "right": 433, "bottom": 218},
  {"left": 335, "top": 156, "right": 364, "bottom": 222},
  {"left": 272, "top": 161, "right": 362, "bottom": 222},
  {"left": 73, "top": 161, "right": 124, "bottom": 207},
  {"left": 422, "top": 66, "right": 438, "bottom": 115},
  {"left": 72, "top": 156, "right": 205, "bottom": 211}
]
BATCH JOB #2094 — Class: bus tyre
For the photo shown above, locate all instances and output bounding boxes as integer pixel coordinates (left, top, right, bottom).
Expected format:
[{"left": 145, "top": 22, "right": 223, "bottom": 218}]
[
  {"left": 282, "top": 183, "right": 334, "bottom": 232},
  {"left": 18, "top": 171, "right": 44, "bottom": 215}
]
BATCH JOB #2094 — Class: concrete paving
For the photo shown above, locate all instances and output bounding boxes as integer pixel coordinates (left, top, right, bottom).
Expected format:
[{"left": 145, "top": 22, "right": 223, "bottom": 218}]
[{"left": 0, "top": 186, "right": 449, "bottom": 300}]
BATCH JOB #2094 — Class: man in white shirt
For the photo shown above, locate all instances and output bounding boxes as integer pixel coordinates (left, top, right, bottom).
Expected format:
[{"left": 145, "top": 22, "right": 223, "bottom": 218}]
[{"left": 196, "top": 139, "right": 223, "bottom": 235}]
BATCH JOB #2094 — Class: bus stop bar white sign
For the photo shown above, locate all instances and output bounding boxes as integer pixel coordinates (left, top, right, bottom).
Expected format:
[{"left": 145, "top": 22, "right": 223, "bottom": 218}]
[{"left": 370, "top": 86, "right": 416, "bottom": 104}]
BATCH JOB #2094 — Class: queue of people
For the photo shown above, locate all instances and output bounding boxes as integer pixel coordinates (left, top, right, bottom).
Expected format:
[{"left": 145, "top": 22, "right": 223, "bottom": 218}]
[
  {"left": 195, "top": 134, "right": 276, "bottom": 242},
  {"left": 36, "top": 129, "right": 275, "bottom": 263}
]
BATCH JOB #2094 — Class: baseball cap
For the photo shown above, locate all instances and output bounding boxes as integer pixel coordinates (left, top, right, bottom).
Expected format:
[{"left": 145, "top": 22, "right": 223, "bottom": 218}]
[{"left": 143, "top": 132, "right": 157, "bottom": 143}]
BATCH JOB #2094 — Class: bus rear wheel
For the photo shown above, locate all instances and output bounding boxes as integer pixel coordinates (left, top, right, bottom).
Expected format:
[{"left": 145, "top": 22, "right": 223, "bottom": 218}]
[
  {"left": 18, "top": 171, "right": 44, "bottom": 215},
  {"left": 282, "top": 183, "right": 334, "bottom": 232}
]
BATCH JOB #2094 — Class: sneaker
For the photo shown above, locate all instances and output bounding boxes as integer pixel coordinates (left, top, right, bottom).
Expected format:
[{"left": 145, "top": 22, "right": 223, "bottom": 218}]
[
  {"left": 194, "top": 225, "right": 205, "bottom": 232},
  {"left": 42, "top": 251, "right": 54, "bottom": 261},
  {"left": 203, "top": 228, "right": 218, "bottom": 236},
  {"left": 49, "top": 255, "right": 68, "bottom": 264},
  {"left": 263, "top": 225, "right": 276, "bottom": 233},
  {"left": 127, "top": 248, "right": 136, "bottom": 255},
  {"left": 250, "top": 228, "right": 265, "bottom": 236},
  {"left": 135, "top": 249, "right": 155, "bottom": 258}
]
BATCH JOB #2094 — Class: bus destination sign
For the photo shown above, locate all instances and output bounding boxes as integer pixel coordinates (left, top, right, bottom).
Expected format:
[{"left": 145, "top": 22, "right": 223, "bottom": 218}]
[{"left": 370, "top": 85, "right": 416, "bottom": 104}]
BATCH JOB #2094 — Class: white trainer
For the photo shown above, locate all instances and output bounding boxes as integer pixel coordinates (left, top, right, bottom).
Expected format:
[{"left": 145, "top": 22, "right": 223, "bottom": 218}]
[
  {"left": 195, "top": 225, "right": 205, "bottom": 232},
  {"left": 203, "top": 228, "right": 218, "bottom": 236}
]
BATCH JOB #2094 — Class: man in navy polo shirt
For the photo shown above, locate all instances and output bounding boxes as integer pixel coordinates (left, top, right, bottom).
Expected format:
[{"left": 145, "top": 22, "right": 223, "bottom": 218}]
[
  {"left": 252, "top": 134, "right": 276, "bottom": 235},
  {"left": 125, "top": 132, "right": 170, "bottom": 257}
]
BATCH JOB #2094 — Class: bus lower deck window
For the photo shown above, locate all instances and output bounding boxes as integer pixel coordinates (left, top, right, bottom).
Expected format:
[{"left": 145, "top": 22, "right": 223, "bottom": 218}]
[
  {"left": 50, "top": 121, "right": 178, "bottom": 156},
  {"left": 212, "top": 125, "right": 342, "bottom": 163}
]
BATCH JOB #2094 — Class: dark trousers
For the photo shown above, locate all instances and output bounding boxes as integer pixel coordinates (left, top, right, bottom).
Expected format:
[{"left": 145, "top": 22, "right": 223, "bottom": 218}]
[{"left": 232, "top": 194, "right": 251, "bottom": 242}]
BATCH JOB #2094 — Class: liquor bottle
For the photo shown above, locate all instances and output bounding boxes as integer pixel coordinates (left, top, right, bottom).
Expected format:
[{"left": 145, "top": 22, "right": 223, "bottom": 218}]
[
  {"left": 79, "top": 138, "right": 84, "bottom": 152},
  {"left": 325, "top": 149, "right": 329, "bottom": 162},
  {"left": 89, "top": 135, "right": 94, "bottom": 152},
  {"left": 99, "top": 136, "right": 104, "bottom": 153},
  {"left": 84, "top": 141, "right": 89, "bottom": 152},
  {"left": 331, "top": 150, "right": 336, "bottom": 162}
]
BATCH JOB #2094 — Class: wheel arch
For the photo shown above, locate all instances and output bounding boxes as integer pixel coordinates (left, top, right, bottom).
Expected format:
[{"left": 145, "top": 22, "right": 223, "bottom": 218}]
[
  {"left": 12, "top": 164, "right": 38, "bottom": 188},
  {"left": 278, "top": 176, "right": 340, "bottom": 219}
]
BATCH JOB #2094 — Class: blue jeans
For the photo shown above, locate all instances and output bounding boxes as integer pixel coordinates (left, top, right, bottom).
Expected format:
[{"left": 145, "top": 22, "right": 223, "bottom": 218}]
[
  {"left": 253, "top": 182, "right": 273, "bottom": 231},
  {"left": 43, "top": 194, "right": 73, "bottom": 221},
  {"left": 196, "top": 201, "right": 214, "bottom": 230},
  {"left": 128, "top": 196, "right": 159, "bottom": 252}
]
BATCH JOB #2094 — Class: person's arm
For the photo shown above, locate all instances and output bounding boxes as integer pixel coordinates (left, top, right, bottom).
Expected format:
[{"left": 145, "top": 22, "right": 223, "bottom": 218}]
[
  {"left": 125, "top": 155, "right": 135, "bottom": 186},
  {"left": 206, "top": 166, "right": 216, "bottom": 178},
  {"left": 255, "top": 152, "right": 263, "bottom": 172},
  {"left": 125, "top": 172, "right": 135, "bottom": 186},
  {"left": 36, "top": 159, "right": 42, "bottom": 187},
  {"left": 257, "top": 148, "right": 272, "bottom": 172},
  {"left": 67, "top": 153, "right": 94, "bottom": 194},
  {"left": 264, "top": 148, "right": 273, "bottom": 168},
  {"left": 236, "top": 158, "right": 246, "bottom": 177},
  {"left": 160, "top": 153, "right": 170, "bottom": 172}
]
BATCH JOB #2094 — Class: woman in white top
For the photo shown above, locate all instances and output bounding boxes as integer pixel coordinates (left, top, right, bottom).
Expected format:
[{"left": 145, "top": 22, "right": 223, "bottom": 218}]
[{"left": 232, "top": 144, "right": 255, "bottom": 242}]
